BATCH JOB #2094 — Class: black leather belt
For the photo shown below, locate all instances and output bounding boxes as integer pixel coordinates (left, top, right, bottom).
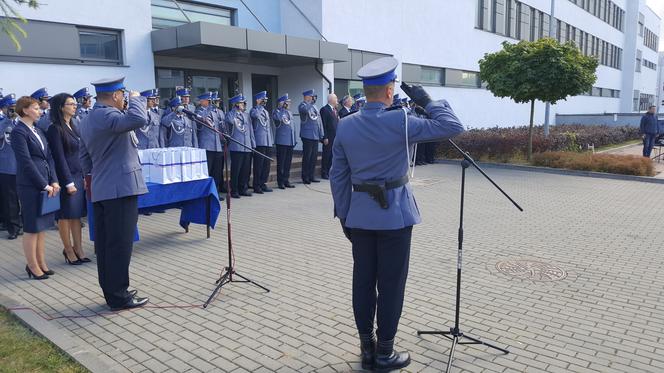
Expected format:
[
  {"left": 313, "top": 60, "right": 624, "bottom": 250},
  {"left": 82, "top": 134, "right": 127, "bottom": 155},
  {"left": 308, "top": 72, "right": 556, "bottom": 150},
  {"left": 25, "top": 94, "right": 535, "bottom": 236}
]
[{"left": 352, "top": 175, "right": 409, "bottom": 209}]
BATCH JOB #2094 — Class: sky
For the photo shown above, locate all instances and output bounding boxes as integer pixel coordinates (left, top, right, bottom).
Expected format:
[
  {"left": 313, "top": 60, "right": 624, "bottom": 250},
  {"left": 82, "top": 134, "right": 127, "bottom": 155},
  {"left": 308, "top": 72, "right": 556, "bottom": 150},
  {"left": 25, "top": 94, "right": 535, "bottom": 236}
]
[{"left": 645, "top": 0, "right": 664, "bottom": 51}]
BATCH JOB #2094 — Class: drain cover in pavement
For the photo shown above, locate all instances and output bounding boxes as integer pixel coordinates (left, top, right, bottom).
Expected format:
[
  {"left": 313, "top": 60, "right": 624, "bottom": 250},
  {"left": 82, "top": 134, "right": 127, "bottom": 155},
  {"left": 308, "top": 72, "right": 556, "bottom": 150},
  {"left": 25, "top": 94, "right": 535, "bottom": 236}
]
[{"left": 495, "top": 259, "right": 567, "bottom": 282}]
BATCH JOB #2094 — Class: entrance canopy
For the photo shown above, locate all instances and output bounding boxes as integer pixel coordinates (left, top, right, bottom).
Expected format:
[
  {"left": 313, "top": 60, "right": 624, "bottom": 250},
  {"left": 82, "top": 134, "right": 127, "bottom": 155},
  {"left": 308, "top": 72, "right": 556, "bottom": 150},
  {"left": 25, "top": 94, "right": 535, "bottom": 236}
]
[{"left": 151, "top": 22, "right": 348, "bottom": 67}]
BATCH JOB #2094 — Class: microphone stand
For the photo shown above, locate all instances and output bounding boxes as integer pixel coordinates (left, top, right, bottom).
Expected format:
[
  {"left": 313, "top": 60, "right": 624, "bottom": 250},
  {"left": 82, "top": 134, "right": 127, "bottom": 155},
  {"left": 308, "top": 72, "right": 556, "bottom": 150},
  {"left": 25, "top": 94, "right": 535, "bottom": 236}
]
[
  {"left": 181, "top": 109, "right": 271, "bottom": 307},
  {"left": 417, "top": 139, "right": 523, "bottom": 372}
]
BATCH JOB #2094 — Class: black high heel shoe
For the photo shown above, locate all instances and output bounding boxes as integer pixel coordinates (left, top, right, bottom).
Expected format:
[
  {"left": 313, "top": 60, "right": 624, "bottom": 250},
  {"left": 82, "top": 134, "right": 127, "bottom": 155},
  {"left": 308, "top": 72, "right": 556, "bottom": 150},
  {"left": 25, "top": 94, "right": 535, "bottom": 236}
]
[
  {"left": 25, "top": 265, "right": 49, "bottom": 280},
  {"left": 41, "top": 268, "right": 55, "bottom": 275},
  {"left": 74, "top": 251, "right": 91, "bottom": 263},
  {"left": 63, "top": 250, "right": 82, "bottom": 265}
]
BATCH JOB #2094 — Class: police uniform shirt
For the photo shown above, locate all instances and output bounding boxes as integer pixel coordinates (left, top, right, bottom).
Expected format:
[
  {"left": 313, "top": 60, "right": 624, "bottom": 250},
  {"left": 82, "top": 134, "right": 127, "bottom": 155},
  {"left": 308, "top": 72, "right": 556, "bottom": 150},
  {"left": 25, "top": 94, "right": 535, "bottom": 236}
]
[
  {"left": 0, "top": 115, "right": 17, "bottom": 175},
  {"left": 298, "top": 101, "right": 324, "bottom": 140},
  {"left": 273, "top": 107, "right": 296, "bottom": 147},
  {"left": 136, "top": 107, "right": 163, "bottom": 149},
  {"left": 330, "top": 100, "right": 464, "bottom": 230},
  {"left": 161, "top": 111, "right": 197, "bottom": 148},
  {"left": 250, "top": 105, "right": 274, "bottom": 147},
  {"left": 195, "top": 105, "right": 223, "bottom": 152},
  {"left": 225, "top": 108, "right": 255, "bottom": 152}
]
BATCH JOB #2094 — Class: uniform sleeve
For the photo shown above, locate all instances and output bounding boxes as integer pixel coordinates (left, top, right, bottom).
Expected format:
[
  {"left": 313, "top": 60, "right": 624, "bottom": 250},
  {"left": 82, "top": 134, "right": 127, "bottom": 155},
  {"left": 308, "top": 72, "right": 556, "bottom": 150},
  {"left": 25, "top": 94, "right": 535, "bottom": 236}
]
[
  {"left": 104, "top": 96, "right": 148, "bottom": 133},
  {"left": 79, "top": 135, "right": 93, "bottom": 175},
  {"left": 249, "top": 116, "right": 256, "bottom": 149},
  {"left": 46, "top": 126, "right": 73, "bottom": 186},
  {"left": 11, "top": 129, "right": 49, "bottom": 189},
  {"left": 298, "top": 103, "right": 308, "bottom": 119},
  {"left": 329, "top": 134, "right": 351, "bottom": 220},
  {"left": 0, "top": 118, "right": 9, "bottom": 140},
  {"left": 191, "top": 118, "right": 198, "bottom": 148},
  {"left": 407, "top": 100, "right": 465, "bottom": 144}
]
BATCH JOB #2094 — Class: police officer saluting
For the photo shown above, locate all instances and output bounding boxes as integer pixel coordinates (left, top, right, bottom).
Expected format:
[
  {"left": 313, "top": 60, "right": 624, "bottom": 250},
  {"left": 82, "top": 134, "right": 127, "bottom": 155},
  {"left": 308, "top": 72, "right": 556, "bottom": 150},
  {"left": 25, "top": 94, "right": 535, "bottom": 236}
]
[
  {"left": 196, "top": 91, "right": 225, "bottom": 197},
  {"left": 79, "top": 77, "right": 149, "bottom": 310},
  {"left": 225, "top": 94, "right": 255, "bottom": 198},
  {"left": 299, "top": 89, "right": 324, "bottom": 184},
  {"left": 0, "top": 93, "right": 22, "bottom": 239},
  {"left": 273, "top": 94, "right": 296, "bottom": 189},
  {"left": 135, "top": 89, "right": 163, "bottom": 149},
  {"left": 330, "top": 57, "right": 464, "bottom": 371},
  {"left": 161, "top": 96, "right": 197, "bottom": 148},
  {"left": 250, "top": 91, "right": 274, "bottom": 194},
  {"left": 73, "top": 87, "right": 93, "bottom": 122},
  {"left": 31, "top": 87, "right": 51, "bottom": 132},
  {"left": 177, "top": 87, "right": 195, "bottom": 113}
]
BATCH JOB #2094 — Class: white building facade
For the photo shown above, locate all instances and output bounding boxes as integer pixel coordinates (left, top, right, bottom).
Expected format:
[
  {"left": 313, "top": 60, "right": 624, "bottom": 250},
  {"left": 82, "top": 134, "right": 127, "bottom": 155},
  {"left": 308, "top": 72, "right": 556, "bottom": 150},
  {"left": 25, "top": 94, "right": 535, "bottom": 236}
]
[{"left": 0, "top": 0, "right": 660, "bottom": 129}]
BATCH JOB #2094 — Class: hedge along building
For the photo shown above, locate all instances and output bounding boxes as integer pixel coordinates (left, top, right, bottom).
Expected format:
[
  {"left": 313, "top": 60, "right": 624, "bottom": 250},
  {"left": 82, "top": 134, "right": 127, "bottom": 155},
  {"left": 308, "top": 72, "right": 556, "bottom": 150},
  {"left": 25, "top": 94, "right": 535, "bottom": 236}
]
[{"left": 0, "top": 0, "right": 661, "bottom": 133}]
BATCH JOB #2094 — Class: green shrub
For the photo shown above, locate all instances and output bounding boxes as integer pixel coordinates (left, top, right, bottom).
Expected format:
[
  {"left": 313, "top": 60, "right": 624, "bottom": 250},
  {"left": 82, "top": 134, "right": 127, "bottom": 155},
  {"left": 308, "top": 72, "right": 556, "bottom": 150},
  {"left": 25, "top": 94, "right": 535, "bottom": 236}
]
[{"left": 531, "top": 152, "right": 655, "bottom": 176}]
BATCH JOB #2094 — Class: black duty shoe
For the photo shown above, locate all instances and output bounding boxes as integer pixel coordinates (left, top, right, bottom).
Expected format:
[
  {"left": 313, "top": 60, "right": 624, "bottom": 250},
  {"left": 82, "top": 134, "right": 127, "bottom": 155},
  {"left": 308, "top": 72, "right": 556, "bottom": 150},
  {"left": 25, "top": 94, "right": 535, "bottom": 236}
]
[
  {"left": 311, "top": 179, "right": 321, "bottom": 183},
  {"left": 128, "top": 289, "right": 138, "bottom": 298},
  {"left": 7, "top": 232, "right": 18, "bottom": 240},
  {"left": 321, "top": 175, "right": 329, "bottom": 180},
  {"left": 252, "top": 188, "right": 264, "bottom": 194},
  {"left": 374, "top": 339, "right": 410, "bottom": 372},
  {"left": 261, "top": 185, "right": 273, "bottom": 192},
  {"left": 302, "top": 180, "right": 311, "bottom": 184},
  {"left": 278, "top": 184, "right": 286, "bottom": 190},
  {"left": 359, "top": 333, "right": 376, "bottom": 371},
  {"left": 231, "top": 193, "right": 240, "bottom": 199},
  {"left": 110, "top": 296, "right": 149, "bottom": 311},
  {"left": 240, "top": 191, "right": 253, "bottom": 197},
  {"left": 218, "top": 195, "right": 225, "bottom": 201},
  {"left": 285, "top": 183, "right": 295, "bottom": 188}
]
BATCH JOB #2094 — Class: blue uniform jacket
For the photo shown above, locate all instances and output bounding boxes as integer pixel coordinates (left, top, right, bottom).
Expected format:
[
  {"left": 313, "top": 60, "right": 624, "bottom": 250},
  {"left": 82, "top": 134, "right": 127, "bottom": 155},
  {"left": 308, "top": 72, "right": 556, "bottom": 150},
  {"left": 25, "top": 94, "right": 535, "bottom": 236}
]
[
  {"left": 76, "top": 107, "right": 91, "bottom": 122},
  {"left": 273, "top": 108, "right": 297, "bottom": 146},
  {"left": 330, "top": 100, "right": 464, "bottom": 230},
  {"left": 298, "top": 101, "right": 324, "bottom": 140},
  {"left": 136, "top": 108, "right": 163, "bottom": 149},
  {"left": 250, "top": 105, "right": 274, "bottom": 147},
  {"left": 79, "top": 97, "right": 148, "bottom": 203},
  {"left": 196, "top": 105, "right": 224, "bottom": 152},
  {"left": 225, "top": 108, "right": 255, "bottom": 152},
  {"left": 11, "top": 120, "right": 58, "bottom": 189},
  {"left": 161, "top": 111, "right": 198, "bottom": 148},
  {"left": 0, "top": 116, "right": 17, "bottom": 175},
  {"left": 36, "top": 111, "right": 51, "bottom": 133}
]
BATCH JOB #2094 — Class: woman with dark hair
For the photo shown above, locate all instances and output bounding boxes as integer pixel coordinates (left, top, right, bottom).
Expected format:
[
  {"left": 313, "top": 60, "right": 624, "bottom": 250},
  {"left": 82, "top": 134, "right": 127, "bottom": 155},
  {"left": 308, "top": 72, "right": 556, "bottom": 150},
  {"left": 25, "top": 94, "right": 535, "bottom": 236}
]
[
  {"left": 46, "top": 93, "right": 89, "bottom": 265},
  {"left": 11, "top": 96, "right": 60, "bottom": 279}
]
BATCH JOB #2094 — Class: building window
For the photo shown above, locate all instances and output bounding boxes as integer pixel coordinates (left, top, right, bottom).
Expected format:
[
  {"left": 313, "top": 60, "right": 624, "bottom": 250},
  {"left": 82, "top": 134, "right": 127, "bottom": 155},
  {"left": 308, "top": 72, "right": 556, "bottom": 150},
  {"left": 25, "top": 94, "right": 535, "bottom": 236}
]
[
  {"left": 568, "top": 0, "right": 623, "bottom": 31},
  {"left": 151, "top": 0, "right": 233, "bottom": 29},
  {"left": 156, "top": 69, "right": 185, "bottom": 101},
  {"left": 643, "top": 59, "right": 657, "bottom": 70},
  {"left": 445, "top": 69, "right": 481, "bottom": 88},
  {"left": 78, "top": 28, "right": 122, "bottom": 64},
  {"left": 644, "top": 27, "right": 658, "bottom": 52},
  {"left": 420, "top": 67, "right": 444, "bottom": 85},
  {"left": 636, "top": 49, "right": 642, "bottom": 73},
  {"left": 640, "top": 93, "right": 654, "bottom": 111}
]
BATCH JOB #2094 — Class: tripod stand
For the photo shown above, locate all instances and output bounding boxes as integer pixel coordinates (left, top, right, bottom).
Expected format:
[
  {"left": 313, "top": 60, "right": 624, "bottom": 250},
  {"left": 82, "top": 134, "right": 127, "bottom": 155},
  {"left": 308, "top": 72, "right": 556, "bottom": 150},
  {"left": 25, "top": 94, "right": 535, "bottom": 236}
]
[
  {"left": 418, "top": 140, "right": 523, "bottom": 372},
  {"left": 181, "top": 109, "right": 272, "bottom": 307}
]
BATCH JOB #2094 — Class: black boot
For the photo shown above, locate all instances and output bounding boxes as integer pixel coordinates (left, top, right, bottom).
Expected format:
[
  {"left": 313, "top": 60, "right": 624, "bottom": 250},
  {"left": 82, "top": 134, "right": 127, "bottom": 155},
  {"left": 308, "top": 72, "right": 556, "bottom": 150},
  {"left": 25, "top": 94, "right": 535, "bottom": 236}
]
[
  {"left": 374, "top": 339, "right": 410, "bottom": 372},
  {"left": 359, "top": 333, "right": 376, "bottom": 370}
]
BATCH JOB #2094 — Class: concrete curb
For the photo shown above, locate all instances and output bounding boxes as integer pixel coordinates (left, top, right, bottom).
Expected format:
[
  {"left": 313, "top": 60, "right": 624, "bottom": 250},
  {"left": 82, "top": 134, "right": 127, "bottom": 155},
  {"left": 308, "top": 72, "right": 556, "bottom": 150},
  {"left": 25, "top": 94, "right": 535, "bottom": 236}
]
[
  {"left": 0, "top": 292, "right": 124, "bottom": 373},
  {"left": 436, "top": 159, "right": 664, "bottom": 184}
]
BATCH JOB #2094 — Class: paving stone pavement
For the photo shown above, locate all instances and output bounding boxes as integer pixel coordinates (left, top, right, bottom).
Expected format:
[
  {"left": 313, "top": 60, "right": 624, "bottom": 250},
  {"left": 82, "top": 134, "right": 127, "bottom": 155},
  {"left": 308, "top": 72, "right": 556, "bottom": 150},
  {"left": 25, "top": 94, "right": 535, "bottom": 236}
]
[{"left": 0, "top": 163, "right": 663, "bottom": 373}]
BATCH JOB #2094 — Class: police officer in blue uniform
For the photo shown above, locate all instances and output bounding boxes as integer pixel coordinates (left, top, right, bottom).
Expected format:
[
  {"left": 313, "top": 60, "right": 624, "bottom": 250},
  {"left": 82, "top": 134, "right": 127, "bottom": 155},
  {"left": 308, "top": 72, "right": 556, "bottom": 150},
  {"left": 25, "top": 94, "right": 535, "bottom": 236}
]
[
  {"left": 73, "top": 87, "right": 93, "bottom": 122},
  {"left": 195, "top": 91, "right": 226, "bottom": 196},
  {"left": 79, "top": 77, "right": 149, "bottom": 310},
  {"left": 250, "top": 91, "right": 274, "bottom": 193},
  {"left": 298, "top": 89, "right": 325, "bottom": 184},
  {"left": 135, "top": 89, "right": 163, "bottom": 149},
  {"left": 31, "top": 88, "right": 51, "bottom": 132},
  {"left": 330, "top": 57, "right": 464, "bottom": 371},
  {"left": 209, "top": 91, "right": 228, "bottom": 192},
  {"left": 161, "top": 96, "right": 197, "bottom": 148},
  {"left": 273, "top": 94, "right": 297, "bottom": 189},
  {"left": 0, "top": 94, "right": 22, "bottom": 239},
  {"left": 225, "top": 94, "right": 255, "bottom": 198},
  {"left": 350, "top": 93, "right": 365, "bottom": 113},
  {"left": 177, "top": 87, "right": 195, "bottom": 113}
]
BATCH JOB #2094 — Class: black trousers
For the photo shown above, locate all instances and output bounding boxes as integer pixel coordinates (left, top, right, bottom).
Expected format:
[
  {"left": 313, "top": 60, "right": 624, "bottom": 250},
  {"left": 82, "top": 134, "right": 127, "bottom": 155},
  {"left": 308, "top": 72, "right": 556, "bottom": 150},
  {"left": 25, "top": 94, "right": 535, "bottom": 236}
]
[
  {"left": 253, "top": 146, "right": 272, "bottom": 189},
  {"left": 0, "top": 173, "right": 21, "bottom": 235},
  {"left": 93, "top": 196, "right": 138, "bottom": 308},
  {"left": 321, "top": 137, "right": 334, "bottom": 177},
  {"left": 424, "top": 142, "right": 437, "bottom": 163},
  {"left": 276, "top": 145, "right": 294, "bottom": 186},
  {"left": 301, "top": 138, "right": 319, "bottom": 182},
  {"left": 230, "top": 151, "right": 251, "bottom": 194},
  {"left": 206, "top": 150, "right": 225, "bottom": 193},
  {"left": 415, "top": 143, "right": 426, "bottom": 164},
  {"left": 351, "top": 226, "right": 413, "bottom": 341}
]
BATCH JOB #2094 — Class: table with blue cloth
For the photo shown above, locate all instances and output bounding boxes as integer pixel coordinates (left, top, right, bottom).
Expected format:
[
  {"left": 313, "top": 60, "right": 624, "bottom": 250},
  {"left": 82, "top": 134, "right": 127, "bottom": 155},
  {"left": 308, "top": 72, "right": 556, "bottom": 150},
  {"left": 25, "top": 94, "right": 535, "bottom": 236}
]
[{"left": 87, "top": 177, "right": 221, "bottom": 241}]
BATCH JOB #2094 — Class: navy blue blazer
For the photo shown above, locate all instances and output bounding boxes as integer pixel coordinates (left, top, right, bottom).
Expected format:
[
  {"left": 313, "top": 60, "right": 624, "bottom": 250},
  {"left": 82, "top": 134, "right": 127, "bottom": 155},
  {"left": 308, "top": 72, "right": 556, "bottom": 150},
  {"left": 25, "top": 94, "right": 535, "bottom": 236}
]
[
  {"left": 46, "top": 122, "right": 82, "bottom": 186},
  {"left": 11, "top": 120, "right": 58, "bottom": 189}
]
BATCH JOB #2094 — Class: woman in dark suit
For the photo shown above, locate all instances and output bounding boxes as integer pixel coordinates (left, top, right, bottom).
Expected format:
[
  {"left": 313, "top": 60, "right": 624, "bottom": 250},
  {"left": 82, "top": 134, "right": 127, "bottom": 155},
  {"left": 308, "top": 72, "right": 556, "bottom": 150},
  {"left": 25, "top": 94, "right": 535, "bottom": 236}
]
[
  {"left": 46, "top": 93, "right": 89, "bottom": 265},
  {"left": 11, "top": 96, "right": 61, "bottom": 280}
]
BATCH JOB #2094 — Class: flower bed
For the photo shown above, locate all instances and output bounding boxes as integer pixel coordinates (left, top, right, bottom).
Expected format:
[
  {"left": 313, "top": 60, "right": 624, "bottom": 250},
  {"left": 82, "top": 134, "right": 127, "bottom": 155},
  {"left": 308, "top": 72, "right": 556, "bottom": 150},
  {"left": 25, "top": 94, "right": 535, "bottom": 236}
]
[{"left": 531, "top": 152, "right": 654, "bottom": 176}]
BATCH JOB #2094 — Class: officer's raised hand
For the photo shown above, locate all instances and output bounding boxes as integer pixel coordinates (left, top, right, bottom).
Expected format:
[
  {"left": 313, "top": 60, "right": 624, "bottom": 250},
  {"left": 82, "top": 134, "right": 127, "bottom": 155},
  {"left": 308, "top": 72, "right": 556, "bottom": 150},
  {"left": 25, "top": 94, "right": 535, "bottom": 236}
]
[
  {"left": 401, "top": 82, "right": 432, "bottom": 109},
  {"left": 128, "top": 91, "right": 140, "bottom": 98}
]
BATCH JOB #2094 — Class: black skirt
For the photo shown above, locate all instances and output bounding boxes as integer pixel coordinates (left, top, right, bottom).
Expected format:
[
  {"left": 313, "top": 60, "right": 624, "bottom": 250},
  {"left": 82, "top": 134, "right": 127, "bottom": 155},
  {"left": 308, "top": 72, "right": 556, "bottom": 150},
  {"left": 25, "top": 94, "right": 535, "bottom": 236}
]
[
  {"left": 17, "top": 186, "right": 55, "bottom": 233},
  {"left": 57, "top": 173, "right": 87, "bottom": 219}
]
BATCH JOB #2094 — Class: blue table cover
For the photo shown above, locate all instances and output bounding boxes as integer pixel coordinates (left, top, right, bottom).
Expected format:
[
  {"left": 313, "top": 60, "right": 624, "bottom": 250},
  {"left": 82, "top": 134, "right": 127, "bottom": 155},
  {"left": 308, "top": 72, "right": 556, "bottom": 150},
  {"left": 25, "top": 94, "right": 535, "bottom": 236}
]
[{"left": 87, "top": 178, "right": 221, "bottom": 241}]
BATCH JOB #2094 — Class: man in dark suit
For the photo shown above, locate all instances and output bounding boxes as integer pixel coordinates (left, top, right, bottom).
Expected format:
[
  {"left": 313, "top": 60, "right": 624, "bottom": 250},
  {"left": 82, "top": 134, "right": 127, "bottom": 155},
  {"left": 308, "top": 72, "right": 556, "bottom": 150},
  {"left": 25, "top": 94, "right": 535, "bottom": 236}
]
[
  {"left": 320, "top": 93, "right": 339, "bottom": 179},
  {"left": 79, "top": 77, "right": 150, "bottom": 311}
]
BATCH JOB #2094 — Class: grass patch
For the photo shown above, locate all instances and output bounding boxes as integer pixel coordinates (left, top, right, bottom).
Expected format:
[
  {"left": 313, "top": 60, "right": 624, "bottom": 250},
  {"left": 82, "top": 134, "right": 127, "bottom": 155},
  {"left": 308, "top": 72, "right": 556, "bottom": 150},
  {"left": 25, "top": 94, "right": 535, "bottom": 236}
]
[
  {"left": 0, "top": 307, "right": 88, "bottom": 373},
  {"left": 531, "top": 152, "right": 655, "bottom": 176},
  {"left": 595, "top": 139, "right": 642, "bottom": 152}
]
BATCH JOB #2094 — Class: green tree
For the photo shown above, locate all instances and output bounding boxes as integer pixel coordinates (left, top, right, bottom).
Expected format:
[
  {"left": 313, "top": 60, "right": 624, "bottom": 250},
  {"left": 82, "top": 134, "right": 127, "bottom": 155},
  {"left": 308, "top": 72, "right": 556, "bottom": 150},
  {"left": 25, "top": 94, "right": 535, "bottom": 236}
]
[
  {"left": 478, "top": 38, "right": 598, "bottom": 160},
  {"left": 1, "top": 0, "right": 39, "bottom": 52}
]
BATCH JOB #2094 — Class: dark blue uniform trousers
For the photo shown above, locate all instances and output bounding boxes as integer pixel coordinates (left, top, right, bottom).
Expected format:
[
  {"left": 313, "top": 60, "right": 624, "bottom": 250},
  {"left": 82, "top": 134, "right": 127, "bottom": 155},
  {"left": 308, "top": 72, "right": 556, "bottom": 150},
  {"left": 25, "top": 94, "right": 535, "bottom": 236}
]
[
  {"left": 351, "top": 226, "right": 413, "bottom": 341},
  {"left": 301, "top": 138, "right": 318, "bottom": 182},
  {"left": 93, "top": 195, "right": 138, "bottom": 308},
  {"left": 643, "top": 134, "right": 657, "bottom": 157},
  {"left": 252, "top": 146, "right": 272, "bottom": 189}
]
